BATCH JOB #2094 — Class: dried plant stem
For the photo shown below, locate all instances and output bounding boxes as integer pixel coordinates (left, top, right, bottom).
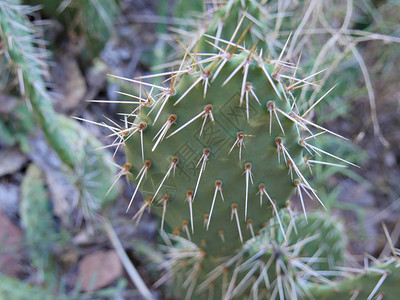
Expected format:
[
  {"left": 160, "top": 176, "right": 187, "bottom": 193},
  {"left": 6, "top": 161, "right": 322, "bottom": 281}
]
[{"left": 102, "top": 219, "right": 154, "bottom": 300}]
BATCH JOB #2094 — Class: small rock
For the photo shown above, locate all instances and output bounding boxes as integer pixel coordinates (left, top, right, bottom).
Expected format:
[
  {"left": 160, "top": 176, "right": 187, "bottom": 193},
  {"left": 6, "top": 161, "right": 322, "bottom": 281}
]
[
  {"left": 73, "top": 229, "right": 95, "bottom": 246},
  {"left": 77, "top": 250, "right": 122, "bottom": 292},
  {"left": 384, "top": 151, "right": 396, "bottom": 168},
  {"left": 0, "top": 148, "right": 28, "bottom": 177}
]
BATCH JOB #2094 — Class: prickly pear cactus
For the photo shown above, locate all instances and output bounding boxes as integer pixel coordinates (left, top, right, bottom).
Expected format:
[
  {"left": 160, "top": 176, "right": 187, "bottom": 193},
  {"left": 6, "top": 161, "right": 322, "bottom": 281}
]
[
  {"left": 0, "top": 0, "right": 118, "bottom": 218},
  {"left": 157, "top": 210, "right": 347, "bottom": 299},
  {"left": 157, "top": 209, "right": 400, "bottom": 299},
  {"left": 121, "top": 0, "right": 345, "bottom": 256},
  {"left": 172, "top": 0, "right": 293, "bottom": 59},
  {"left": 20, "top": 164, "right": 64, "bottom": 288},
  {"left": 58, "top": 115, "right": 119, "bottom": 212},
  {"left": 109, "top": 0, "right": 358, "bottom": 298},
  {"left": 308, "top": 257, "right": 400, "bottom": 300},
  {"left": 0, "top": 0, "right": 76, "bottom": 168},
  {"left": 125, "top": 50, "right": 305, "bottom": 255},
  {"left": 0, "top": 100, "right": 36, "bottom": 153},
  {"left": 284, "top": 212, "right": 346, "bottom": 272},
  {"left": 77, "top": 0, "right": 400, "bottom": 298},
  {"left": 196, "top": 0, "right": 272, "bottom": 52}
]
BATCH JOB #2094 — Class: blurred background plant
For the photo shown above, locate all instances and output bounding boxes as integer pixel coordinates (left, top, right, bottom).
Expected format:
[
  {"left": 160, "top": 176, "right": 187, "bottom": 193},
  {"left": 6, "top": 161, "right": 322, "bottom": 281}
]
[{"left": 0, "top": 0, "right": 399, "bottom": 299}]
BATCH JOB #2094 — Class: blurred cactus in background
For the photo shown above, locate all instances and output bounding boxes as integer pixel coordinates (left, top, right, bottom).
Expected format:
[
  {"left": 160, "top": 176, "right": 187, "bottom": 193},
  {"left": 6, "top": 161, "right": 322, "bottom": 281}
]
[
  {"left": 21, "top": 164, "right": 68, "bottom": 289},
  {"left": 0, "top": 0, "right": 118, "bottom": 217},
  {"left": 0, "top": 0, "right": 120, "bottom": 296}
]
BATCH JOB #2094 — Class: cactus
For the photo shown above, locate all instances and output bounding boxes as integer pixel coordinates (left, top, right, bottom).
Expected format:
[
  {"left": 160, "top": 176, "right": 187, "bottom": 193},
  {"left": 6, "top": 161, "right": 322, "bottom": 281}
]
[
  {"left": 95, "top": 0, "right": 362, "bottom": 298},
  {"left": 156, "top": 209, "right": 400, "bottom": 299},
  {"left": 308, "top": 257, "right": 400, "bottom": 300},
  {"left": 0, "top": 100, "right": 36, "bottom": 152},
  {"left": 20, "top": 164, "right": 67, "bottom": 289},
  {"left": 119, "top": 2, "right": 348, "bottom": 257},
  {"left": 58, "top": 115, "right": 118, "bottom": 213},
  {"left": 96, "top": 0, "right": 363, "bottom": 297},
  {"left": 0, "top": 0, "right": 76, "bottom": 168},
  {"left": 156, "top": 210, "right": 347, "bottom": 299},
  {"left": 170, "top": 0, "right": 297, "bottom": 59},
  {"left": 66, "top": 0, "right": 398, "bottom": 298},
  {"left": 0, "top": 0, "right": 118, "bottom": 218},
  {"left": 121, "top": 1, "right": 346, "bottom": 249}
]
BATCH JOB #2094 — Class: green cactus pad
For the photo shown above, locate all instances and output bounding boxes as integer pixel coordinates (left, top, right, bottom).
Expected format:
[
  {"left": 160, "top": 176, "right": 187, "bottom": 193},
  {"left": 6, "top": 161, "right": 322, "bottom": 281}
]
[
  {"left": 1, "top": 0, "right": 118, "bottom": 216},
  {"left": 158, "top": 210, "right": 347, "bottom": 299},
  {"left": 20, "top": 164, "right": 61, "bottom": 288},
  {"left": 308, "top": 258, "right": 400, "bottom": 300},
  {"left": 125, "top": 51, "right": 304, "bottom": 259},
  {"left": 57, "top": 115, "right": 119, "bottom": 210}
]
